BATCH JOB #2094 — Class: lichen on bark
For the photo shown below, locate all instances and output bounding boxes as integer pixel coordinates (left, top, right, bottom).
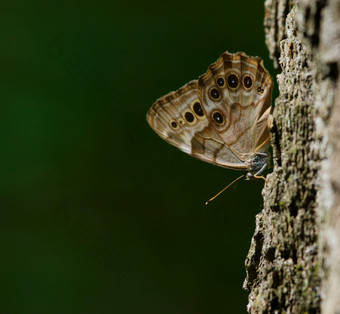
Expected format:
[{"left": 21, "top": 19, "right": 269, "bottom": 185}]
[{"left": 243, "top": 0, "right": 340, "bottom": 312}]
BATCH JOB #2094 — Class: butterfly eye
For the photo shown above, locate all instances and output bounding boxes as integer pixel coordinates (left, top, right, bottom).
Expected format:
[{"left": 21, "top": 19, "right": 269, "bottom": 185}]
[
  {"left": 212, "top": 111, "right": 225, "bottom": 125},
  {"left": 257, "top": 85, "right": 265, "bottom": 94},
  {"left": 227, "top": 73, "right": 239, "bottom": 89},
  {"left": 216, "top": 77, "right": 225, "bottom": 87},
  {"left": 209, "top": 87, "right": 221, "bottom": 100},
  {"left": 192, "top": 101, "right": 204, "bottom": 117},
  {"left": 243, "top": 75, "right": 253, "bottom": 90},
  {"left": 170, "top": 120, "right": 179, "bottom": 130}
]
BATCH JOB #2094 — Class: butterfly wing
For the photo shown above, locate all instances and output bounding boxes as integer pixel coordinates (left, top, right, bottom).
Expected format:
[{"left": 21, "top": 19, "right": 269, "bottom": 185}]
[
  {"left": 147, "top": 80, "right": 248, "bottom": 169},
  {"left": 198, "top": 52, "right": 273, "bottom": 161},
  {"left": 147, "top": 51, "right": 273, "bottom": 170}
]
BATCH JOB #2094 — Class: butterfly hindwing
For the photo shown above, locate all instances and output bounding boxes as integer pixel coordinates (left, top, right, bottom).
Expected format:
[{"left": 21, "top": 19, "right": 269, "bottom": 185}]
[{"left": 198, "top": 52, "right": 273, "bottom": 161}]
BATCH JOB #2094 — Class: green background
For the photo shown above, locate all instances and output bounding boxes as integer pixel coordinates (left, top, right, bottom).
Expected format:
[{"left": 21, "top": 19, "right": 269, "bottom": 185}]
[{"left": 1, "top": 1, "right": 276, "bottom": 313}]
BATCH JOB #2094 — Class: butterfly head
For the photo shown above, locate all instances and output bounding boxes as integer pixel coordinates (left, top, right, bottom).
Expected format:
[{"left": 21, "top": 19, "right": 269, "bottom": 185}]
[{"left": 246, "top": 152, "right": 270, "bottom": 181}]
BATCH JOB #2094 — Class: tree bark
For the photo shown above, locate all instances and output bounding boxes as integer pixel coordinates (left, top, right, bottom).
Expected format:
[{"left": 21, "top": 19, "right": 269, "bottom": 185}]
[{"left": 243, "top": 0, "right": 340, "bottom": 312}]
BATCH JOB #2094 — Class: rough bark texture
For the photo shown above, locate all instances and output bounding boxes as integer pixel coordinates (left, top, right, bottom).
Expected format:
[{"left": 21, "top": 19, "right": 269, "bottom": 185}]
[{"left": 243, "top": 0, "right": 340, "bottom": 312}]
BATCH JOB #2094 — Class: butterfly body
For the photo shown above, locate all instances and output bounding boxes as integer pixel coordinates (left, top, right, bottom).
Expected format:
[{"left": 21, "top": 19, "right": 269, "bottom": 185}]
[{"left": 147, "top": 51, "right": 273, "bottom": 179}]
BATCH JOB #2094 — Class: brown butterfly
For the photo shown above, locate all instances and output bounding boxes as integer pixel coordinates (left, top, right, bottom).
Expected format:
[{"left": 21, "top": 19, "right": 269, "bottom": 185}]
[{"left": 146, "top": 51, "right": 273, "bottom": 189}]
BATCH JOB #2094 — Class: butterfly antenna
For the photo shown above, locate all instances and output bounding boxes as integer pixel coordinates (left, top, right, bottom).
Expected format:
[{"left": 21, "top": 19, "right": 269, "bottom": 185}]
[{"left": 205, "top": 175, "right": 244, "bottom": 205}]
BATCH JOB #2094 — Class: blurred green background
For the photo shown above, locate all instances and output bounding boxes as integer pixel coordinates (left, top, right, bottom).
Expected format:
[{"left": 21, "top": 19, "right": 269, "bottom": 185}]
[{"left": 1, "top": 1, "right": 276, "bottom": 313}]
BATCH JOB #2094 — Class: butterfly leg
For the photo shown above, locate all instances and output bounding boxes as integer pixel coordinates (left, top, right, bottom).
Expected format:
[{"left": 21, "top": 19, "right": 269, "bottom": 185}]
[
  {"left": 253, "top": 175, "right": 267, "bottom": 182},
  {"left": 254, "top": 136, "right": 270, "bottom": 153},
  {"left": 253, "top": 163, "right": 268, "bottom": 182},
  {"left": 246, "top": 161, "right": 268, "bottom": 182}
]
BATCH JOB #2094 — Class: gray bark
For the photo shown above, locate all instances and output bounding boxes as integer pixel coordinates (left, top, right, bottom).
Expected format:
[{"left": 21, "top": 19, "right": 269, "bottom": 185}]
[{"left": 243, "top": 0, "right": 340, "bottom": 312}]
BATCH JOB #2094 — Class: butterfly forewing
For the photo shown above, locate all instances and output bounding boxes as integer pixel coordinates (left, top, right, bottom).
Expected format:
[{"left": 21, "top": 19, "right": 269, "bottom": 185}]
[{"left": 147, "top": 80, "right": 203, "bottom": 154}]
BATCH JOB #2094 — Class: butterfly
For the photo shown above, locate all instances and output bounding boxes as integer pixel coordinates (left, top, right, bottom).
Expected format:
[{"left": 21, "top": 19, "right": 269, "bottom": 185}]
[{"left": 146, "top": 51, "right": 273, "bottom": 190}]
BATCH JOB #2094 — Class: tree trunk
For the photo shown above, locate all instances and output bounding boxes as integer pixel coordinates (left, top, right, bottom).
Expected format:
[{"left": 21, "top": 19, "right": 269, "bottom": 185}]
[{"left": 243, "top": 0, "right": 340, "bottom": 312}]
